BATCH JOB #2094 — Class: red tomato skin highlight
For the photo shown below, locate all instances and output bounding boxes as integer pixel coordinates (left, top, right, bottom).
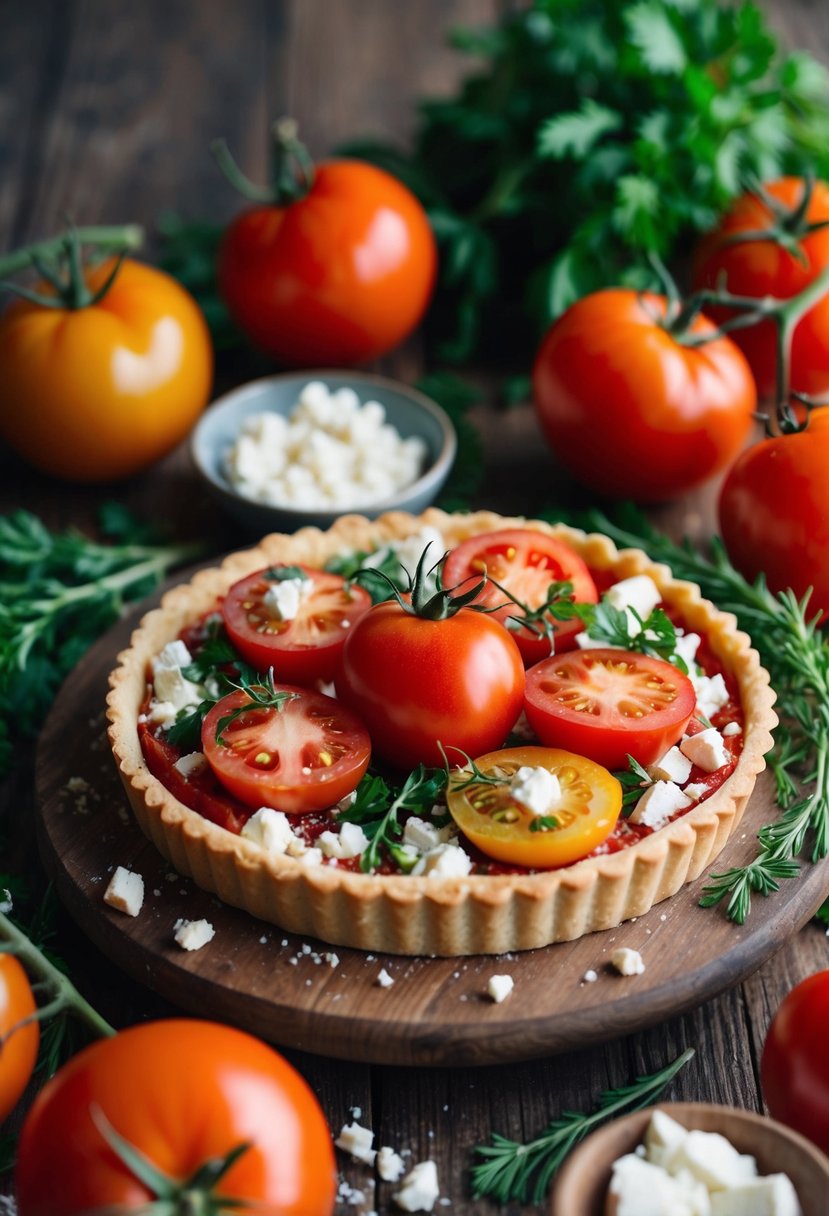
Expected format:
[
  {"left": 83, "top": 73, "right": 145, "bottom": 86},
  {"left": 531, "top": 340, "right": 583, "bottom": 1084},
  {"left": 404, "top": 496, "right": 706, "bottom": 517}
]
[
  {"left": 719, "top": 409, "right": 829, "bottom": 621},
  {"left": 532, "top": 289, "right": 756, "bottom": 503},
  {"left": 15, "top": 1019, "right": 336, "bottom": 1216},
  {"left": 335, "top": 603, "right": 525, "bottom": 770},
  {"left": 218, "top": 160, "right": 437, "bottom": 366},
  {"left": 694, "top": 176, "right": 829, "bottom": 401},
  {"left": 0, "top": 953, "right": 39, "bottom": 1123},
  {"left": 761, "top": 970, "right": 829, "bottom": 1155}
]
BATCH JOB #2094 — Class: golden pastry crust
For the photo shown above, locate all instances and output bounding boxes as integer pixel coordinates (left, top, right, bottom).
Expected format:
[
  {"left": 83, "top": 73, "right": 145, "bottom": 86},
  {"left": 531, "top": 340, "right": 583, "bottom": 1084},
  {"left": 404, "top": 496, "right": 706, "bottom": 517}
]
[{"left": 106, "top": 509, "right": 777, "bottom": 955}]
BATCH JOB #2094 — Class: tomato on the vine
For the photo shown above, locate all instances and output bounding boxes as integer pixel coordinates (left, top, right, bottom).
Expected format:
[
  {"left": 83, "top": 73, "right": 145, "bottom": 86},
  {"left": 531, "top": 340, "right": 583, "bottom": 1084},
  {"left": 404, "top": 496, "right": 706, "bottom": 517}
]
[
  {"left": 222, "top": 566, "right": 372, "bottom": 683},
  {"left": 0, "top": 256, "right": 212, "bottom": 482},
  {"left": 0, "top": 953, "right": 39, "bottom": 1123},
  {"left": 336, "top": 601, "right": 525, "bottom": 771},
  {"left": 523, "top": 648, "right": 696, "bottom": 771},
  {"left": 442, "top": 529, "right": 598, "bottom": 664},
  {"left": 446, "top": 746, "right": 621, "bottom": 868},
  {"left": 719, "top": 409, "right": 829, "bottom": 620},
  {"left": 216, "top": 124, "right": 436, "bottom": 366},
  {"left": 15, "top": 1018, "right": 336, "bottom": 1216},
  {"left": 694, "top": 177, "right": 829, "bottom": 401},
  {"left": 761, "top": 969, "right": 829, "bottom": 1156},
  {"left": 532, "top": 288, "right": 756, "bottom": 502},
  {"left": 202, "top": 684, "right": 370, "bottom": 813}
]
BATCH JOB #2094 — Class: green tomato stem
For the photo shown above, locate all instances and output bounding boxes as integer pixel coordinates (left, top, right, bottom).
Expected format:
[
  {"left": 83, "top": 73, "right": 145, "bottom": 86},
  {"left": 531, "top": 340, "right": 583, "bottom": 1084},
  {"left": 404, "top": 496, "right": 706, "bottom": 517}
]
[
  {"left": 0, "top": 224, "right": 143, "bottom": 278},
  {"left": 0, "top": 910, "right": 116, "bottom": 1041}
]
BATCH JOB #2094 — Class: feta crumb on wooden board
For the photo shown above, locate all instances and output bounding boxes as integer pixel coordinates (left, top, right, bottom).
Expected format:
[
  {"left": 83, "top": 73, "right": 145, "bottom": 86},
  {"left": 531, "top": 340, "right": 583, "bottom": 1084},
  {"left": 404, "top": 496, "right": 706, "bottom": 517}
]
[
  {"left": 486, "top": 974, "right": 514, "bottom": 1003},
  {"left": 608, "top": 1110, "right": 802, "bottom": 1216},
  {"left": 393, "top": 1160, "right": 440, "bottom": 1212},
  {"left": 103, "top": 866, "right": 144, "bottom": 917},
  {"left": 611, "top": 947, "right": 646, "bottom": 976},
  {"left": 173, "top": 918, "right": 215, "bottom": 951},
  {"left": 335, "top": 1120, "right": 377, "bottom": 1165},
  {"left": 377, "top": 1145, "right": 407, "bottom": 1182},
  {"left": 224, "top": 381, "right": 429, "bottom": 511}
]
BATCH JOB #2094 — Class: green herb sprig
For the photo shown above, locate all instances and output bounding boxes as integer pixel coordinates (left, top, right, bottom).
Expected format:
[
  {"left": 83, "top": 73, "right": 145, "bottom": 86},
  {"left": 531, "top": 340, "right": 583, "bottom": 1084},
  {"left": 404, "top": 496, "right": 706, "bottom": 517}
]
[
  {"left": 573, "top": 504, "right": 829, "bottom": 923},
  {"left": 471, "top": 1047, "right": 694, "bottom": 1204},
  {"left": 0, "top": 509, "right": 204, "bottom": 773},
  {"left": 554, "top": 598, "right": 686, "bottom": 670},
  {"left": 337, "top": 767, "right": 447, "bottom": 873}
]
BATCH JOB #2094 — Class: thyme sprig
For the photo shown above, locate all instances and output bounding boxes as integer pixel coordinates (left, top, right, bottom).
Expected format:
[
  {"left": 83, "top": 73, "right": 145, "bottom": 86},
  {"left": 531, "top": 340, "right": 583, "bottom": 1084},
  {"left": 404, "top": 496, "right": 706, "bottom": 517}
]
[
  {"left": 571, "top": 504, "right": 829, "bottom": 923},
  {"left": 471, "top": 1047, "right": 694, "bottom": 1205},
  {"left": 337, "top": 767, "right": 447, "bottom": 873}
]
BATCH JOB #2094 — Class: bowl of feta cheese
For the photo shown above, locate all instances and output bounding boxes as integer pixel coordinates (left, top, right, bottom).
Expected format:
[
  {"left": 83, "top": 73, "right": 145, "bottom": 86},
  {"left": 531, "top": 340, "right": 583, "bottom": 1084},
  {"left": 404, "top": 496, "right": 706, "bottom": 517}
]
[
  {"left": 549, "top": 1103, "right": 829, "bottom": 1216},
  {"left": 191, "top": 371, "right": 457, "bottom": 533}
]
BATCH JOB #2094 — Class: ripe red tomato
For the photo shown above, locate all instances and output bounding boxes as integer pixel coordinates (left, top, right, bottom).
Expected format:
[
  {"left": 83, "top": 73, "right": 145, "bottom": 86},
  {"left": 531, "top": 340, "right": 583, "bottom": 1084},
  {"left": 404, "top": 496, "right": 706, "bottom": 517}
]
[
  {"left": 719, "top": 409, "right": 829, "bottom": 620},
  {"left": 523, "top": 649, "right": 696, "bottom": 771},
  {"left": 761, "top": 970, "right": 829, "bottom": 1155},
  {"left": 222, "top": 566, "right": 372, "bottom": 683},
  {"left": 335, "top": 602, "right": 525, "bottom": 770},
  {"left": 532, "top": 289, "right": 756, "bottom": 502},
  {"left": 442, "top": 529, "right": 598, "bottom": 664},
  {"left": 218, "top": 160, "right": 437, "bottom": 366},
  {"left": 0, "top": 258, "right": 213, "bottom": 482},
  {"left": 446, "top": 746, "right": 621, "bottom": 868},
  {"left": 0, "top": 953, "right": 39, "bottom": 1123},
  {"left": 694, "top": 177, "right": 829, "bottom": 401},
  {"left": 202, "top": 685, "right": 370, "bottom": 812},
  {"left": 14, "top": 1018, "right": 336, "bottom": 1216}
]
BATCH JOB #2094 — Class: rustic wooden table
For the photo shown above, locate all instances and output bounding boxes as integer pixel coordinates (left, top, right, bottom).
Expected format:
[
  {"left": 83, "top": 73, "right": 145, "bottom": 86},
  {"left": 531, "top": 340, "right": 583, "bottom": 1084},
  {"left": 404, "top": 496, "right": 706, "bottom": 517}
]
[{"left": 2, "top": 2, "right": 829, "bottom": 1212}]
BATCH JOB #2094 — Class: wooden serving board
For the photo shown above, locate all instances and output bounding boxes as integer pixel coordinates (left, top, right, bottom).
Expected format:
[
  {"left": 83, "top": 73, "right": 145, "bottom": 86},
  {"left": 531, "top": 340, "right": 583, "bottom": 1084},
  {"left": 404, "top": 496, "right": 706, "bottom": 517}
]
[{"left": 35, "top": 603, "right": 828, "bottom": 1068}]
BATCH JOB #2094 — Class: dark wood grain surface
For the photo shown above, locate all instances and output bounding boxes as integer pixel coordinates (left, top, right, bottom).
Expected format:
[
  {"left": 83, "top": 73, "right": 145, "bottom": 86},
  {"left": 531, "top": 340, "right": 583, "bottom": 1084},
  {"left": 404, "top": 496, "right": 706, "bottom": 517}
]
[{"left": 2, "top": 2, "right": 829, "bottom": 1213}]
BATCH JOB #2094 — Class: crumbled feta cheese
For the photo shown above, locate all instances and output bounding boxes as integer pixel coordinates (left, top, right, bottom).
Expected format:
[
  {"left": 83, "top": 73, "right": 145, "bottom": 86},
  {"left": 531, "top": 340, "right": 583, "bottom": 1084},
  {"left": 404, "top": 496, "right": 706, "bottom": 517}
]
[
  {"left": 153, "top": 640, "right": 192, "bottom": 671},
  {"left": 173, "top": 918, "right": 215, "bottom": 951},
  {"left": 386, "top": 527, "right": 445, "bottom": 581},
  {"left": 335, "top": 1121, "right": 377, "bottom": 1165},
  {"left": 722, "top": 721, "right": 742, "bottom": 737},
  {"left": 606, "top": 575, "right": 661, "bottom": 632},
  {"left": 486, "top": 974, "right": 514, "bottom": 1003},
  {"left": 630, "top": 781, "right": 692, "bottom": 830},
  {"left": 693, "top": 672, "right": 730, "bottom": 719},
  {"left": 583, "top": 969, "right": 598, "bottom": 983},
  {"left": 645, "top": 1110, "right": 691, "bottom": 1170},
  {"left": 393, "top": 1161, "right": 440, "bottom": 1213},
  {"left": 647, "top": 746, "right": 693, "bottom": 786},
  {"left": 509, "top": 765, "right": 562, "bottom": 816},
  {"left": 261, "top": 576, "right": 311, "bottom": 622},
  {"left": 609, "top": 1152, "right": 710, "bottom": 1216},
  {"left": 673, "top": 631, "right": 701, "bottom": 668},
  {"left": 669, "top": 1130, "right": 757, "bottom": 1192},
  {"left": 611, "top": 947, "right": 645, "bottom": 976},
  {"left": 403, "top": 816, "right": 452, "bottom": 852},
  {"left": 709, "top": 1173, "right": 801, "bottom": 1215},
  {"left": 377, "top": 1146, "right": 406, "bottom": 1182},
  {"left": 411, "top": 843, "right": 473, "bottom": 877},
  {"left": 318, "top": 821, "right": 369, "bottom": 859},
  {"left": 173, "top": 751, "right": 207, "bottom": 778},
  {"left": 241, "top": 808, "right": 296, "bottom": 855},
  {"left": 224, "top": 384, "right": 429, "bottom": 511},
  {"left": 683, "top": 782, "right": 709, "bottom": 801},
  {"left": 296, "top": 847, "right": 323, "bottom": 868},
  {"left": 376, "top": 968, "right": 395, "bottom": 989},
  {"left": 104, "top": 866, "right": 144, "bottom": 917},
  {"left": 681, "top": 728, "right": 730, "bottom": 772}
]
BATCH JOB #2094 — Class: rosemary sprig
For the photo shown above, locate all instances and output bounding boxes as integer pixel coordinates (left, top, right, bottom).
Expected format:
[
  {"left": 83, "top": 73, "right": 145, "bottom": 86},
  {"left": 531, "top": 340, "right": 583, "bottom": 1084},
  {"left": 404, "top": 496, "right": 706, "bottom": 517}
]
[
  {"left": 337, "top": 766, "right": 447, "bottom": 873},
  {"left": 0, "top": 508, "right": 204, "bottom": 772},
  {"left": 571, "top": 504, "right": 829, "bottom": 922},
  {"left": 471, "top": 1047, "right": 694, "bottom": 1205}
]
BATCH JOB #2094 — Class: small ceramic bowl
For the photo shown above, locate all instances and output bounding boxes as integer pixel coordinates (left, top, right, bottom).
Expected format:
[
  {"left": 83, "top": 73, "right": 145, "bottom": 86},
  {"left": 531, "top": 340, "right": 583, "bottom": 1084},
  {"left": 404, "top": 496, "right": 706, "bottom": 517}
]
[
  {"left": 191, "top": 370, "right": 457, "bottom": 534},
  {"left": 550, "top": 1102, "right": 829, "bottom": 1216}
]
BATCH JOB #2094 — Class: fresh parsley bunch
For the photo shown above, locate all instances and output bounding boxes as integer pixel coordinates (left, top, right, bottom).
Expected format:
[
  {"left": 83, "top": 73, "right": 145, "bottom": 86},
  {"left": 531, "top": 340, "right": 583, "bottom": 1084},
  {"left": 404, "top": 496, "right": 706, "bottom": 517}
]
[{"left": 341, "top": 0, "right": 829, "bottom": 363}]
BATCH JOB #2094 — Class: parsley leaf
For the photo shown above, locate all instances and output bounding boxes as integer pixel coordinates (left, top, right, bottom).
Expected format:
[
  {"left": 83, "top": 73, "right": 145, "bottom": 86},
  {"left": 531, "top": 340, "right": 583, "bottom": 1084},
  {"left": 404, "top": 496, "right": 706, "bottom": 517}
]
[{"left": 338, "top": 767, "right": 447, "bottom": 873}]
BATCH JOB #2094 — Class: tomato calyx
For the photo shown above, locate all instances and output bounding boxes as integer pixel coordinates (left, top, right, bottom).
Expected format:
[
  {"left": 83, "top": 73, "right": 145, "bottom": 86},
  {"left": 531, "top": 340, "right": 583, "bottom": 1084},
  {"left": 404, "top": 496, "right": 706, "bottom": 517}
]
[
  {"left": 92, "top": 1104, "right": 252, "bottom": 1216},
  {"left": 358, "top": 547, "right": 489, "bottom": 622},
  {"left": 0, "top": 225, "right": 142, "bottom": 311},
  {"left": 212, "top": 116, "right": 316, "bottom": 207}
]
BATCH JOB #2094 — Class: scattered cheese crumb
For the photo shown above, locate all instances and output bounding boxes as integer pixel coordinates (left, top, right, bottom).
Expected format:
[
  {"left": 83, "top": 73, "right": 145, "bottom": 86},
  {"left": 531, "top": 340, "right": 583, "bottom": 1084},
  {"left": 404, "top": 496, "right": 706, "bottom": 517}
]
[
  {"left": 377, "top": 1145, "right": 407, "bottom": 1182},
  {"left": 376, "top": 968, "right": 395, "bottom": 989},
  {"left": 103, "top": 866, "right": 144, "bottom": 918},
  {"left": 611, "top": 947, "right": 645, "bottom": 976},
  {"left": 583, "top": 969, "right": 598, "bottom": 983},
  {"left": 173, "top": 918, "right": 215, "bottom": 951},
  {"left": 722, "top": 721, "right": 742, "bottom": 737},
  {"left": 335, "top": 1121, "right": 377, "bottom": 1165},
  {"left": 393, "top": 1160, "right": 440, "bottom": 1212},
  {"left": 486, "top": 974, "right": 514, "bottom": 1003},
  {"left": 630, "top": 780, "right": 692, "bottom": 829}
]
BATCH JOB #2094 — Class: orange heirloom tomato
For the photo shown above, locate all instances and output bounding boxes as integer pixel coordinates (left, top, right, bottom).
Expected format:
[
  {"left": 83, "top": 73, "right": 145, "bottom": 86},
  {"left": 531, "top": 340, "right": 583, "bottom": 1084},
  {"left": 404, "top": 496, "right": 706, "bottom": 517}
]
[
  {"left": 446, "top": 746, "right": 621, "bottom": 868},
  {"left": 0, "top": 953, "right": 39, "bottom": 1124},
  {"left": 15, "top": 1018, "right": 336, "bottom": 1216},
  {"left": 0, "top": 257, "right": 213, "bottom": 482}
]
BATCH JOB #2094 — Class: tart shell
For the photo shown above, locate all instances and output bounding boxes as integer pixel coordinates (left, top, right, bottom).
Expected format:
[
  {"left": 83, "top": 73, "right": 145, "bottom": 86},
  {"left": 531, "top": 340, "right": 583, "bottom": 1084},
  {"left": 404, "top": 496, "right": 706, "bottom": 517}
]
[{"left": 107, "top": 510, "right": 777, "bottom": 956}]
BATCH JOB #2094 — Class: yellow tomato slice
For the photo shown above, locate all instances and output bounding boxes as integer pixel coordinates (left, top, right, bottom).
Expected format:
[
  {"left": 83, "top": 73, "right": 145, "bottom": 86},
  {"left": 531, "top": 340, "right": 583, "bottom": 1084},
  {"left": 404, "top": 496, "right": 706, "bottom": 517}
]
[{"left": 446, "top": 745, "right": 622, "bottom": 869}]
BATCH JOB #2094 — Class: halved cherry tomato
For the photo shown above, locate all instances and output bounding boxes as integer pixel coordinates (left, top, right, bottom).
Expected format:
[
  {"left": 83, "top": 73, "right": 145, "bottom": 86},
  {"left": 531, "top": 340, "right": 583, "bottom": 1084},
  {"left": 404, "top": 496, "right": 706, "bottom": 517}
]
[
  {"left": 442, "top": 529, "right": 598, "bottom": 664},
  {"left": 201, "top": 685, "right": 370, "bottom": 813},
  {"left": 446, "top": 746, "right": 621, "bottom": 868},
  {"left": 523, "top": 649, "right": 696, "bottom": 770},
  {"left": 0, "top": 953, "right": 39, "bottom": 1123},
  {"left": 222, "top": 566, "right": 372, "bottom": 683}
]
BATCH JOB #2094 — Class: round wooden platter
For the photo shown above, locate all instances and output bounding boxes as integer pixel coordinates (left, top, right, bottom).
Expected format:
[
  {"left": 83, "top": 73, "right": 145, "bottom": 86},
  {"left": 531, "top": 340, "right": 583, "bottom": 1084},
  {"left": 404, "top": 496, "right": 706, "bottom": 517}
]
[{"left": 36, "top": 605, "right": 827, "bottom": 1069}]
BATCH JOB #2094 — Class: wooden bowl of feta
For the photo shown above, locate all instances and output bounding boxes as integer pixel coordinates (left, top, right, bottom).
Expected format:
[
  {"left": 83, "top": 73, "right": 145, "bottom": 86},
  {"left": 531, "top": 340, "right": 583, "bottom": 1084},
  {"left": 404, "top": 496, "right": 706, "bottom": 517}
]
[
  {"left": 549, "top": 1102, "right": 829, "bottom": 1216},
  {"left": 191, "top": 371, "right": 457, "bottom": 533}
]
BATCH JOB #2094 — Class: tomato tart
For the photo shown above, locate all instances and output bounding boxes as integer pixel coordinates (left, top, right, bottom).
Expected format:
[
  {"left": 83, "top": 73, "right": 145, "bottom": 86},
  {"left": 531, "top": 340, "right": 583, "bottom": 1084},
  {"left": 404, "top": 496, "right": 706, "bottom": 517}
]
[{"left": 106, "top": 509, "right": 776, "bottom": 956}]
